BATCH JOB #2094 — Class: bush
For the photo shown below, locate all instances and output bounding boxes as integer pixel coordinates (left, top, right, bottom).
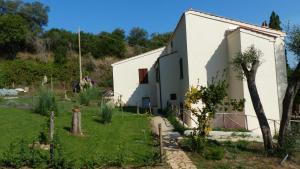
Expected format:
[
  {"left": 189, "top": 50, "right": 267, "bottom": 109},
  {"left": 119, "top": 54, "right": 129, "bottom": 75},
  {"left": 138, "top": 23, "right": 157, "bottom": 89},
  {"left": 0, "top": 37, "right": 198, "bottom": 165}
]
[
  {"left": 0, "top": 139, "right": 48, "bottom": 168},
  {"left": 203, "top": 146, "right": 225, "bottom": 160},
  {"left": 0, "top": 60, "right": 79, "bottom": 87},
  {"left": 179, "top": 136, "right": 206, "bottom": 153},
  {"left": 79, "top": 87, "right": 101, "bottom": 106},
  {"left": 50, "top": 134, "right": 74, "bottom": 169},
  {"left": 235, "top": 140, "right": 249, "bottom": 151},
  {"left": 34, "top": 88, "right": 58, "bottom": 116},
  {"left": 100, "top": 101, "right": 113, "bottom": 124},
  {"left": 163, "top": 108, "right": 186, "bottom": 134}
]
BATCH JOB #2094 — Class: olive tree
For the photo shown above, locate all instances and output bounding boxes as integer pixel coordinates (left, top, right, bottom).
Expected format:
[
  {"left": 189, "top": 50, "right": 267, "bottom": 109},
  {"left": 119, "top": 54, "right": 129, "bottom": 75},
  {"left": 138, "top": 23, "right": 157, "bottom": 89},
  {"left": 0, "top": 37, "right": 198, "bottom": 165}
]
[
  {"left": 232, "top": 45, "right": 273, "bottom": 152},
  {"left": 278, "top": 26, "right": 300, "bottom": 147}
]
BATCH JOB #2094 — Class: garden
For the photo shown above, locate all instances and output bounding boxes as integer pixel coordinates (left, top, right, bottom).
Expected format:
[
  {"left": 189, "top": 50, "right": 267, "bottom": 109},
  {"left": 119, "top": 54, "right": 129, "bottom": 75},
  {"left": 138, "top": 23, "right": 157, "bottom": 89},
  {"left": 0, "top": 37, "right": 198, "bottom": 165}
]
[{"left": 0, "top": 87, "right": 160, "bottom": 168}]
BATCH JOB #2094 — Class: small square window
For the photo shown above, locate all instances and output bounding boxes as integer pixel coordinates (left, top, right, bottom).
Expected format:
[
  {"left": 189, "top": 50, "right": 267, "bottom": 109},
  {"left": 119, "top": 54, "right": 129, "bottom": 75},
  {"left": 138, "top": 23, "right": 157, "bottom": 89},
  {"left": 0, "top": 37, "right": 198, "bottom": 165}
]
[{"left": 170, "top": 94, "right": 177, "bottom": 100}]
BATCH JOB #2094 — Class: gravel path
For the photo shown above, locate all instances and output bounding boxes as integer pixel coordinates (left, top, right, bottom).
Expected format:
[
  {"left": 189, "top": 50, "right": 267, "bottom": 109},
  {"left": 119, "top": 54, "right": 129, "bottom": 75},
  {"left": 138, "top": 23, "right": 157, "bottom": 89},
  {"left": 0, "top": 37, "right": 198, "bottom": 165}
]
[{"left": 151, "top": 116, "right": 197, "bottom": 169}]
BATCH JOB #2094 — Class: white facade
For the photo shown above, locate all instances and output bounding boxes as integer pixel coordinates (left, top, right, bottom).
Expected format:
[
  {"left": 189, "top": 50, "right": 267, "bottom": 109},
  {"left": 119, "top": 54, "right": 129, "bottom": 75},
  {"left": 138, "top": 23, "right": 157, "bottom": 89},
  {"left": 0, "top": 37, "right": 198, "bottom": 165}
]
[{"left": 112, "top": 10, "right": 287, "bottom": 135}]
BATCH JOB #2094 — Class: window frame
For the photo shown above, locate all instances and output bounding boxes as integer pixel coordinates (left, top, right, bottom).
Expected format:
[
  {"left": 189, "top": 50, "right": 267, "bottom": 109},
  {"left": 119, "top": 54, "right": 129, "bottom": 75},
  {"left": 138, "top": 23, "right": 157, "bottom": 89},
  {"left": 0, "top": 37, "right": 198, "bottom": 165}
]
[{"left": 138, "top": 68, "right": 149, "bottom": 84}]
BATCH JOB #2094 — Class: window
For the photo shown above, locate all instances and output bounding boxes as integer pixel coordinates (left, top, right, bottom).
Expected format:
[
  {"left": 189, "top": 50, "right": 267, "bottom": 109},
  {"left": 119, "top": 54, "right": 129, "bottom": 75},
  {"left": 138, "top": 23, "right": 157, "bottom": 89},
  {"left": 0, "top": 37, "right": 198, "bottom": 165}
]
[
  {"left": 139, "top": 68, "right": 148, "bottom": 84},
  {"left": 156, "top": 67, "right": 160, "bottom": 82},
  {"left": 170, "top": 93, "right": 177, "bottom": 100},
  {"left": 179, "top": 58, "right": 183, "bottom": 79}
]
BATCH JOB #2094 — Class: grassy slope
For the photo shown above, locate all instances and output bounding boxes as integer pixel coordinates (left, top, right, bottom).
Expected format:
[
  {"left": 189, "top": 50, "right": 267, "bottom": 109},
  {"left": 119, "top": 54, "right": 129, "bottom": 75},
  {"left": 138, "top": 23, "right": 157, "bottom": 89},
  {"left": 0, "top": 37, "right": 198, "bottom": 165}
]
[
  {"left": 187, "top": 141, "right": 300, "bottom": 169},
  {"left": 0, "top": 100, "right": 155, "bottom": 167}
]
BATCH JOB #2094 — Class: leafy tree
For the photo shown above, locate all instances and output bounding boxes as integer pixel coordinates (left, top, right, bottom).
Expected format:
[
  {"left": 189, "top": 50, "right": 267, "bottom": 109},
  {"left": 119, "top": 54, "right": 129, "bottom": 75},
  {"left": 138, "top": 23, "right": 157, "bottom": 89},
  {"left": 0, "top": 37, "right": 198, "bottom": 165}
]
[
  {"left": 127, "top": 27, "right": 148, "bottom": 47},
  {"left": 148, "top": 32, "right": 172, "bottom": 50},
  {"left": 278, "top": 26, "right": 300, "bottom": 147},
  {"left": 269, "top": 11, "right": 282, "bottom": 30},
  {"left": 232, "top": 45, "right": 273, "bottom": 152},
  {"left": 185, "top": 75, "right": 244, "bottom": 137},
  {"left": 43, "top": 29, "right": 76, "bottom": 64},
  {"left": 0, "top": 14, "right": 29, "bottom": 59},
  {"left": 80, "top": 31, "right": 100, "bottom": 57},
  {"left": 0, "top": 0, "right": 49, "bottom": 34},
  {"left": 98, "top": 29, "right": 126, "bottom": 58}
]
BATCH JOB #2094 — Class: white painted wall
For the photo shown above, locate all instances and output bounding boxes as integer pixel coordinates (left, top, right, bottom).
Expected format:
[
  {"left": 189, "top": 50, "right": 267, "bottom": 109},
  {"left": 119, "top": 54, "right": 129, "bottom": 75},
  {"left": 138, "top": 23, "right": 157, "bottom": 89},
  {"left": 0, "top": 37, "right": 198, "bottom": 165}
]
[
  {"left": 274, "top": 37, "right": 288, "bottom": 117},
  {"left": 112, "top": 48, "right": 164, "bottom": 107},
  {"left": 159, "top": 15, "right": 189, "bottom": 109},
  {"left": 184, "top": 12, "right": 237, "bottom": 128},
  {"left": 239, "top": 29, "right": 281, "bottom": 135}
]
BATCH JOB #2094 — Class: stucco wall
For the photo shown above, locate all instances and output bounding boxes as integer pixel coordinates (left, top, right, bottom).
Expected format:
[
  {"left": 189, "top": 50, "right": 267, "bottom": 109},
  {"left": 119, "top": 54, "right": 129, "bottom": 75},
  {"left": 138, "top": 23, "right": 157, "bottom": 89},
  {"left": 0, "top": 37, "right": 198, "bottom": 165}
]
[
  {"left": 274, "top": 37, "right": 288, "bottom": 117},
  {"left": 239, "top": 29, "right": 281, "bottom": 135},
  {"left": 159, "top": 15, "right": 189, "bottom": 109},
  {"left": 184, "top": 12, "right": 237, "bottom": 128},
  {"left": 185, "top": 12, "right": 236, "bottom": 86},
  {"left": 112, "top": 48, "right": 164, "bottom": 107}
]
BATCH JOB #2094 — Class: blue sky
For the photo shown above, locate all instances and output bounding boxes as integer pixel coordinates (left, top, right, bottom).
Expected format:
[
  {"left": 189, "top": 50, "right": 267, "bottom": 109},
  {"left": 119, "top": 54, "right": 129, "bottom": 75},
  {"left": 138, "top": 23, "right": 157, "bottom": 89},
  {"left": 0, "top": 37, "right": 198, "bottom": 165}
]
[{"left": 26, "top": 0, "right": 300, "bottom": 65}]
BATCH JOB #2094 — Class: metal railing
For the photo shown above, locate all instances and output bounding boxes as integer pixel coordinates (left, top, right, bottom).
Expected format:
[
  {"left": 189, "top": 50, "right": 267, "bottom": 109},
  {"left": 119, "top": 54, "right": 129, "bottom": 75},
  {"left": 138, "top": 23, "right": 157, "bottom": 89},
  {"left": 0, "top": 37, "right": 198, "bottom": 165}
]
[{"left": 170, "top": 106, "right": 284, "bottom": 134}]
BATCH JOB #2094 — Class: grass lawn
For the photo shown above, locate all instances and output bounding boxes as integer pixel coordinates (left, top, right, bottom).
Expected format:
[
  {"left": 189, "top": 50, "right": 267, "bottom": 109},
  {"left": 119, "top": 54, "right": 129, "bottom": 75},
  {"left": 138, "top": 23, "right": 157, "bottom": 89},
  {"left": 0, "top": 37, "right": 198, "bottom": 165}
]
[
  {"left": 185, "top": 140, "right": 300, "bottom": 169},
  {"left": 0, "top": 99, "right": 157, "bottom": 167}
]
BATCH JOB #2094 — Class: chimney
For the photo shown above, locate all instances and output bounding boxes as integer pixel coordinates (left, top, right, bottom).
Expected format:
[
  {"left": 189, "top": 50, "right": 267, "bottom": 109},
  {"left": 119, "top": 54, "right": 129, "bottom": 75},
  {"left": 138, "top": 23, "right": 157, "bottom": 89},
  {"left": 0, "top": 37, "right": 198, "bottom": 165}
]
[{"left": 261, "top": 21, "right": 268, "bottom": 28}]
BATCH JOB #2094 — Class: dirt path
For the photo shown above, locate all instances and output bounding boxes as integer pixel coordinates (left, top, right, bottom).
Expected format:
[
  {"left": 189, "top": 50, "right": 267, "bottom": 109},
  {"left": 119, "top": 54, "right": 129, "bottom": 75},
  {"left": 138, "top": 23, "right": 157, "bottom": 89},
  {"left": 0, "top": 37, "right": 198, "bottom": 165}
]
[{"left": 151, "top": 116, "right": 197, "bottom": 169}]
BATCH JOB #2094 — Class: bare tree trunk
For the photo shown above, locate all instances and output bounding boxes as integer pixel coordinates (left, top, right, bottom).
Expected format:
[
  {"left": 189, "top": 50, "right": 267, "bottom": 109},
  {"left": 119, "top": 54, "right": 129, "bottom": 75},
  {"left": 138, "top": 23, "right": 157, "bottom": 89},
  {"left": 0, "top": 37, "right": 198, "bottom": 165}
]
[
  {"left": 278, "top": 63, "right": 300, "bottom": 147},
  {"left": 71, "top": 108, "right": 82, "bottom": 135},
  {"left": 246, "top": 76, "right": 273, "bottom": 151}
]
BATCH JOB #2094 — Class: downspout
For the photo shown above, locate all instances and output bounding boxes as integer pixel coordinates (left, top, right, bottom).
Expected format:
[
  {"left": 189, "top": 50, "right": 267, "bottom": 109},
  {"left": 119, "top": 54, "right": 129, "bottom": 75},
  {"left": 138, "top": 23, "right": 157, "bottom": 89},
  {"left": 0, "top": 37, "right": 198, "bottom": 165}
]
[{"left": 158, "top": 59, "right": 163, "bottom": 111}]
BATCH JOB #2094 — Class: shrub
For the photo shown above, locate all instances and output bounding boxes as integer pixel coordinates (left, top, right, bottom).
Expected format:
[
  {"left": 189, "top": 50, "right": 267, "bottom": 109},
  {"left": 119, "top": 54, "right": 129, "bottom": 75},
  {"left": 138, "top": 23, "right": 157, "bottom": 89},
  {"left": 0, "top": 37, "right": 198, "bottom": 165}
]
[
  {"left": 203, "top": 146, "right": 225, "bottom": 160},
  {"left": 100, "top": 101, "right": 113, "bottom": 124},
  {"left": 79, "top": 87, "right": 101, "bottom": 106},
  {"left": 180, "top": 136, "right": 207, "bottom": 153},
  {"left": 34, "top": 88, "right": 58, "bottom": 116},
  {"left": 235, "top": 140, "right": 249, "bottom": 151},
  {"left": 0, "top": 139, "right": 48, "bottom": 168},
  {"left": 163, "top": 108, "right": 186, "bottom": 134},
  {"left": 50, "top": 134, "right": 74, "bottom": 169}
]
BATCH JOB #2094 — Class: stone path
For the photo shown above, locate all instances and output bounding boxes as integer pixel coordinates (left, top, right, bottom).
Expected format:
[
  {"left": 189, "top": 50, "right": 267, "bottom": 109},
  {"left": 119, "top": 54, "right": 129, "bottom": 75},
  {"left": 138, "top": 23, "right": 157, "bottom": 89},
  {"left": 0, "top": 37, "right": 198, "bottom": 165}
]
[{"left": 151, "top": 116, "right": 197, "bottom": 169}]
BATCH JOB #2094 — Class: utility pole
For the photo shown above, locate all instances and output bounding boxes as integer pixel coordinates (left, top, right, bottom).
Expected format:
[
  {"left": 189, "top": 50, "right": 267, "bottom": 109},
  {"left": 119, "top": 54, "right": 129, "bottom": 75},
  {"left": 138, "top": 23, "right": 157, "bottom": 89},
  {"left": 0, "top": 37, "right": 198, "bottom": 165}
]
[{"left": 78, "top": 27, "right": 83, "bottom": 85}]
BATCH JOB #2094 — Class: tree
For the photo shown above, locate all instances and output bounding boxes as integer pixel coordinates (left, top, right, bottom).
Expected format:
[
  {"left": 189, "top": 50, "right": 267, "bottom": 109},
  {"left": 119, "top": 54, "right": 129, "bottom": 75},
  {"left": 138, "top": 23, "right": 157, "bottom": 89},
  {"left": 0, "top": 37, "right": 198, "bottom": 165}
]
[
  {"left": 269, "top": 11, "right": 282, "bottom": 30},
  {"left": 278, "top": 26, "right": 300, "bottom": 147},
  {"left": 0, "top": 14, "right": 29, "bottom": 59},
  {"left": 148, "top": 32, "right": 172, "bottom": 50},
  {"left": 185, "top": 74, "right": 244, "bottom": 137},
  {"left": 232, "top": 46, "right": 273, "bottom": 152},
  {"left": 97, "top": 29, "right": 126, "bottom": 58},
  {"left": 0, "top": 0, "right": 49, "bottom": 34},
  {"left": 43, "top": 29, "right": 76, "bottom": 64},
  {"left": 127, "top": 27, "right": 148, "bottom": 47}
]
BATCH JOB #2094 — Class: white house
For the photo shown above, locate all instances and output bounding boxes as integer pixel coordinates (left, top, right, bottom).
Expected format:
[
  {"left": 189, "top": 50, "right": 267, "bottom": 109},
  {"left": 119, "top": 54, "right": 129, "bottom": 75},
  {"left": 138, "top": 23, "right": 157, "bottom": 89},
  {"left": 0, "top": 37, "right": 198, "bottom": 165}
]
[{"left": 112, "top": 9, "right": 287, "bottom": 135}]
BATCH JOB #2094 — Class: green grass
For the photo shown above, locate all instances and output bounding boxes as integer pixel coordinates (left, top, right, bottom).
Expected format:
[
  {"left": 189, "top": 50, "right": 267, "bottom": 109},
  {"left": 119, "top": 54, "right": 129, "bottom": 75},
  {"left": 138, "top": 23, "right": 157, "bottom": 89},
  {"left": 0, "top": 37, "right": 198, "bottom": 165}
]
[
  {"left": 186, "top": 140, "right": 300, "bottom": 169},
  {"left": 0, "top": 100, "right": 157, "bottom": 167}
]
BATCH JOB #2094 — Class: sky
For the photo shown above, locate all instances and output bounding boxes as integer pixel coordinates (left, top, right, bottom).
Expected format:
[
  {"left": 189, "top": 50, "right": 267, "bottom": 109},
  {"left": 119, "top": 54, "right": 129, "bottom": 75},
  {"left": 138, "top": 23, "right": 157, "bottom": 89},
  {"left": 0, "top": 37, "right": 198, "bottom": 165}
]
[{"left": 25, "top": 0, "right": 300, "bottom": 66}]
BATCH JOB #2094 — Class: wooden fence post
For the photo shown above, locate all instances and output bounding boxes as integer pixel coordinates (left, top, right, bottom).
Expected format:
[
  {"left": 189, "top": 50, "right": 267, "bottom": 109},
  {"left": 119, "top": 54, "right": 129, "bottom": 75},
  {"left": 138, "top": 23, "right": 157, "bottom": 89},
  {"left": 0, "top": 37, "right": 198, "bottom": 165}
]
[
  {"left": 49, "top": 111, "right": 54, "bottom": 165},
  {"left": 137, "top": 102, "right": 139, "bottom": 114},
  {"left": 158, "top": 123, "right": 163, "bottom": 162}
]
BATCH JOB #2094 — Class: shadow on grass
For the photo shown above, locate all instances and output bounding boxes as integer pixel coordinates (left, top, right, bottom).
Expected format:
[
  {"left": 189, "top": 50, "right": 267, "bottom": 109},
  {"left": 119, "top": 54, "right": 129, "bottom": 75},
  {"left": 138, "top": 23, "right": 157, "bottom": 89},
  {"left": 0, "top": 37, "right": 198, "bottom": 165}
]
[
  {"left": 93, "top": 118, "right": 104, "bottom": 124},
  {"left": 63, "top": 126, "right": 71, "bottom": 132}
]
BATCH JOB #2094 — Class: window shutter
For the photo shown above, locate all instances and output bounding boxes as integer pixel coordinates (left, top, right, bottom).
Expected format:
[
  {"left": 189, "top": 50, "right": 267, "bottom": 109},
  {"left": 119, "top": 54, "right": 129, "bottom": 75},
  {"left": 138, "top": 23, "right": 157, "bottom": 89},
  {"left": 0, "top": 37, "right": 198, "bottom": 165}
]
[
  {"left": 139, "top": 69, "right": 148, "bottom": 84},
  {"left": 139, "top": 69, "right": 144, "bottom": 83}
]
